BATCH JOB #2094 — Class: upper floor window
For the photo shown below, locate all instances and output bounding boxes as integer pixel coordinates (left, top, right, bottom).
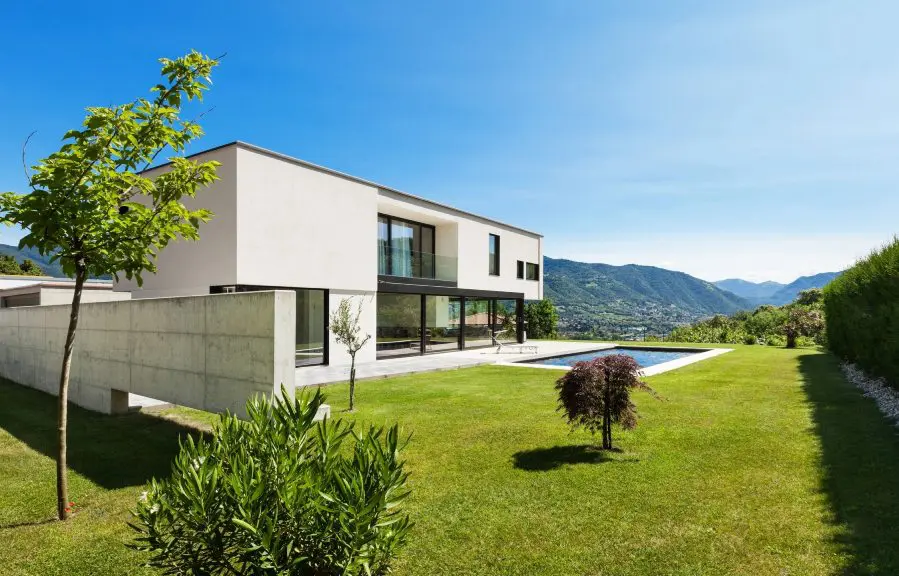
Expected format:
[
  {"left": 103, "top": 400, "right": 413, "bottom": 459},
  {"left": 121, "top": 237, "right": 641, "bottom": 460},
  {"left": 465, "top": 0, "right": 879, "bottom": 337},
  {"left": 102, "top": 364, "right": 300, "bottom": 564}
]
[
  {"left": 526, "top": 262, "right": 539, "bottom": 281},
  {"left": 489, "top": 234, "right": 500, "bottom": 276},
  {"left": 517, "top": 260, "right": 524, "bottom": 279}
]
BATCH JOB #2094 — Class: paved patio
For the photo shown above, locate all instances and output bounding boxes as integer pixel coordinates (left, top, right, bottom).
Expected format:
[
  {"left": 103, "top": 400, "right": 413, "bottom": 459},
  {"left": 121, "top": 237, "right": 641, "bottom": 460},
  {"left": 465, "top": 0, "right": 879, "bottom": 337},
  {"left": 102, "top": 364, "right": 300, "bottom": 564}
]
[{"left": 295, "top": 340, "right": 614, "bottom": 387}]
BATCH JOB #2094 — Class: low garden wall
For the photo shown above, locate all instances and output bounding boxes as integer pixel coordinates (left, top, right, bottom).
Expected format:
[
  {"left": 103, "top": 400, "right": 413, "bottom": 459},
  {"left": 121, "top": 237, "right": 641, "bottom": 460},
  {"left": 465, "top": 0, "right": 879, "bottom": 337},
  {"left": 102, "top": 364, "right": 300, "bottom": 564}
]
[{"left": 0, "top": 290, "right": 297, "bottom": 415}]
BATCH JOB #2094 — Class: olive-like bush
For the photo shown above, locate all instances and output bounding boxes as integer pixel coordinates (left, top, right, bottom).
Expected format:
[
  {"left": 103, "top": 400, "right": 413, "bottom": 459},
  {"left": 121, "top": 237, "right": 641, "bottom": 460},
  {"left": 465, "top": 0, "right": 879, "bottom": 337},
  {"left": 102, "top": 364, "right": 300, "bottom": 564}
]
[{"left": 130, "top": 387, "right": 412, "bottom": 575}]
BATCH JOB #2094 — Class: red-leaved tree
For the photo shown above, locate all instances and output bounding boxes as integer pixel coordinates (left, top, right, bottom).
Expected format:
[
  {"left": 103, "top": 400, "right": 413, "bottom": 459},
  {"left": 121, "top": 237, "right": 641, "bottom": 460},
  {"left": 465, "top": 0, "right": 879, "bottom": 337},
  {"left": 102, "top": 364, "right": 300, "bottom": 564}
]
[{"left": 555, "top": 354, "right": 658, "bottom": 450}]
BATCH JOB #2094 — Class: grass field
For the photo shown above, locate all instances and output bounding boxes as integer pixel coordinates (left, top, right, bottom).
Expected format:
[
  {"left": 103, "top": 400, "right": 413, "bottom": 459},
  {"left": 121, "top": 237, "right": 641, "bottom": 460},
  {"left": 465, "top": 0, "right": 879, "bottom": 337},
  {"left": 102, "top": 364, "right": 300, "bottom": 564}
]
[{"left": 2, "top": 344, "right": 898, "bottom": 574}]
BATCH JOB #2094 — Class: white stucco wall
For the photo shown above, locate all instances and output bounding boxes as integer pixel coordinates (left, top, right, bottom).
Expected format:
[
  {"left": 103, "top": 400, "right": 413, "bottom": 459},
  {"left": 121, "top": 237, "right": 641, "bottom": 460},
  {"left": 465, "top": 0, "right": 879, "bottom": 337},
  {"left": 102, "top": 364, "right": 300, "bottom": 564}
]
[
  {"left": 0, "top": 291, "right": 296, "bottom": 416},
  {"left": 115, "top": 145, "right": 239, "bottom": 298},
  {"left": 234, "top": 147, "right": 379, "bottom": 292},
  {"left": 327, "top": 290, "right": 378, "bottom": 367},
  {"left": 39, "top": 287, "right": 131, "bottom": 306}
]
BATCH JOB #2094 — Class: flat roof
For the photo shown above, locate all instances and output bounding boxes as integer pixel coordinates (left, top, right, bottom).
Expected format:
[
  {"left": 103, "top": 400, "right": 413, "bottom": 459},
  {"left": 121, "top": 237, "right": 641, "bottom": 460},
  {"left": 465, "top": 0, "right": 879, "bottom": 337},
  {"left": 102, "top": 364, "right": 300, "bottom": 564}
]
[
  {"left": 0, "top": 281, "right": 115, "bottom": 296},
  {"left": 145, "top": 141, "right": 543, "bottom": 238}
]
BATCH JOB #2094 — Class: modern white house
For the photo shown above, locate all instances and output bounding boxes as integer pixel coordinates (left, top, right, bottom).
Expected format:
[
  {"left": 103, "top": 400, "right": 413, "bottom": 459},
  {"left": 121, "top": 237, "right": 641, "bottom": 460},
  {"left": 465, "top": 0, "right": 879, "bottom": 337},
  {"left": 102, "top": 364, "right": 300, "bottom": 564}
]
[{"left": 115, "top": 142, "right": 543, "bottom": 368}]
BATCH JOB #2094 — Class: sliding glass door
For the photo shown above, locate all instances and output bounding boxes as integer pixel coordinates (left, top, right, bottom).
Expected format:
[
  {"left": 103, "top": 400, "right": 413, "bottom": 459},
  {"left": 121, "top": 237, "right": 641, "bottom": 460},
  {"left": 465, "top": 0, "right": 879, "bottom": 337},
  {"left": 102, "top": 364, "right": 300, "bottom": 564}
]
[
  {"left": 425, "top": 295, "right": 461, "bottom": 353},
  {"left": 378, "top": 214, "right": 437, "bottom": 279},
  {"left": 296, "top": 289, "right": 326, "bottom": 366},
  {"left": 376, "top": 293, "right": 423, "bottom": 359}
]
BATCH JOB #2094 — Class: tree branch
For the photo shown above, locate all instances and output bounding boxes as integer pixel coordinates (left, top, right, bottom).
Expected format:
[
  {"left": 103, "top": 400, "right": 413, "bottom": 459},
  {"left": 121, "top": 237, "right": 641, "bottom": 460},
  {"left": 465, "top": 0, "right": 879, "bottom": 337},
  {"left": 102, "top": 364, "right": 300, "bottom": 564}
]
[{"left": 21, "top": 131, "right": 38, "bottom": 192}]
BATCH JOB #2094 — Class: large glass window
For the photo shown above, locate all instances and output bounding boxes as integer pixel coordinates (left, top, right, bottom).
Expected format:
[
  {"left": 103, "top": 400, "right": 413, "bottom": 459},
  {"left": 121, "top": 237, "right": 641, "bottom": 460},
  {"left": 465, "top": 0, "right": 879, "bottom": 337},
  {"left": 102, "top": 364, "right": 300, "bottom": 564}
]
[
  {"left": 425, "top": 295, "right": 461, "bottom": 352},
  {"left": 296, "top": 289, "right": 326, "bottom": 367},
  {"left": 464, "top": 298, "right": 494, "bottom": 348},
  {"left": 489, "top": 234, "right": 500, "bottom": 276},
  {"left": 377, "top": 293, "right": 423, "bottom": 358},
  {"left": 378, "top": 214, "right": 437, "bottom": 279}
]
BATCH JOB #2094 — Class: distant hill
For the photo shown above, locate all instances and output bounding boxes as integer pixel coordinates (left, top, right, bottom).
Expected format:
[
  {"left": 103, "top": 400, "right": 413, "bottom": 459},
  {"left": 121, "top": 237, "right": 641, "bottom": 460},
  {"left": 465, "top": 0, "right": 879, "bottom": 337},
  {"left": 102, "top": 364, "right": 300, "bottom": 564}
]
[
  {"left": 544, "top": 257, "right": 751, "bottom": 338},
  {"left": 766, "top": 272, "right": 842, "bottom": 305},
  {"left": 714, "top": 272, "right": 841, "bottom": 306},
  {"left": 0, "top": 244, "right": 64, "bottom": 277},
  {"left": 714, "top": 278, "right": 785, "bottom": 300}
]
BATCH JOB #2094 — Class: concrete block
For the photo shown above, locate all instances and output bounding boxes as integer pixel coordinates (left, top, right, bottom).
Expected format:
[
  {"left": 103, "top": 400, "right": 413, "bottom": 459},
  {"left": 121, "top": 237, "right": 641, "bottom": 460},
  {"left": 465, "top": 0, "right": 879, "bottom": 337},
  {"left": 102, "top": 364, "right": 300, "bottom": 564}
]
[
  {"left": 205, "top": 335, "right": 273, "bottom": 383},
  {"left": 18, "top": 326, "right": 46, "bottom": 350},
  {"left": 205, "top": 291, "right": 276, "bottom": 337},
  {"left": 130, "top": 297, "right": 206, "bottom": 334},
  {"left": 81, "top": 356, "right": 132, "bottom": 392},
  {"left": 130, "top": 364, "right": 206, "bottom": 409},
  {"left": 0, "top": 310, "right": 17, "bottom": 328},
  {"left": 44, "top": 307, "right": 71, "bottom": 329},
  {"left": 203, "top": 375, "right": 273, "bottom": 416},
  {"left": 130, "top": 331, "right": 206, "bottom": 372}
]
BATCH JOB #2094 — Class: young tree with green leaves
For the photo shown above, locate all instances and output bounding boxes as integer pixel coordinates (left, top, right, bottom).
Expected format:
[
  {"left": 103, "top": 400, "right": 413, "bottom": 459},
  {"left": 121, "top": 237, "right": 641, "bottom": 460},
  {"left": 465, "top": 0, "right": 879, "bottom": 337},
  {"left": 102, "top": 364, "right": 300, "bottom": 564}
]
[
  {"left": 329, "top": 297, "right": 372, "bottom": 411},
  {"left": 784, "top": 307, "right": 824, "bottom": 348},
  {"left": 524, "top": 298, "right": 559, "bottom": 339},
  {"left": 0, "top": 51, "right": 221, "bottom": 521}
]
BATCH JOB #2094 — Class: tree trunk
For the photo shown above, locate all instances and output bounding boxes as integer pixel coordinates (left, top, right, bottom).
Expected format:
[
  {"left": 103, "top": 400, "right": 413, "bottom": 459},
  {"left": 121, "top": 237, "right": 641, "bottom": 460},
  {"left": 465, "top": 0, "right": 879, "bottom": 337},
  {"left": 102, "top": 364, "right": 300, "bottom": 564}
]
[
  {"left": 602, "top": 403, "right": 612, "bottom": 450},
  {"left": 348, "top": 352, "right": 356, "bottom": 412},
  {"left": 57, "top": 266, "right": 86, "bottom": 521},
  {"left": 786, "top": 331, "right": 797, "bottom": 349}
]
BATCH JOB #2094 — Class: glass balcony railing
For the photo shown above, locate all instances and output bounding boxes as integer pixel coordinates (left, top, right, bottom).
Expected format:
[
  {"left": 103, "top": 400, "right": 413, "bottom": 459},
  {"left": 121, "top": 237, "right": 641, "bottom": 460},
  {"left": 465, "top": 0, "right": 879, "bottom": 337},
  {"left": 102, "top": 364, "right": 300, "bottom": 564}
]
[{"left": 378, "top": 247, "right": 457, "bottom": 282}]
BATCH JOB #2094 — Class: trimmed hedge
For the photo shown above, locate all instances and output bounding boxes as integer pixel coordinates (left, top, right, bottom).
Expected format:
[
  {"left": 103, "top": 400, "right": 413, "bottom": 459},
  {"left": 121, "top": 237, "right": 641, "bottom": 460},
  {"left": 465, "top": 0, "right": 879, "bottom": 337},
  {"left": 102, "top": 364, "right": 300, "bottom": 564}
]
[{"left": 824, "top": 237, "right": 899, "bottom": 390}]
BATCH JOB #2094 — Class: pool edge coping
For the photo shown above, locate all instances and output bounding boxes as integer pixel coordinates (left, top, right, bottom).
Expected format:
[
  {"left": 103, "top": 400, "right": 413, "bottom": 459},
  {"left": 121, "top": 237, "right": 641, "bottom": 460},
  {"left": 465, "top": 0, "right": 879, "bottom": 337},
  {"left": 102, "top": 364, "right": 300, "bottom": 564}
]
[{"left": 494, "top": 345, "right": 734, "bottom": 376}]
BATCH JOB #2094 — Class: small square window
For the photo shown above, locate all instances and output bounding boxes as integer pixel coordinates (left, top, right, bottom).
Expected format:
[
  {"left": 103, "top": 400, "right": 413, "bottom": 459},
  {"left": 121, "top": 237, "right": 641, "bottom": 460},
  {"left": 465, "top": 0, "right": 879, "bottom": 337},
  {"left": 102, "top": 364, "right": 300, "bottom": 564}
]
[{"left": 526, "top": 262, "right": 539, "bottom": 281}]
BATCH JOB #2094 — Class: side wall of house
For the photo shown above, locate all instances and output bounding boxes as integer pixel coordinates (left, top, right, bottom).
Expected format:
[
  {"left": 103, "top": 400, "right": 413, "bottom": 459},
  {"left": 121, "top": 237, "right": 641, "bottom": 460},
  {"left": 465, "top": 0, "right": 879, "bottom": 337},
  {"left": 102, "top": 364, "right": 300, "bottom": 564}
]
[
  {"left": 234, "top": 146, "right": 379, "bottom": 293},
  {"left": 114, "top": 145, "right": 239, "bottom": 299},
  {"left": 0, "top": 291, "right": 296, "bottom": 416}
]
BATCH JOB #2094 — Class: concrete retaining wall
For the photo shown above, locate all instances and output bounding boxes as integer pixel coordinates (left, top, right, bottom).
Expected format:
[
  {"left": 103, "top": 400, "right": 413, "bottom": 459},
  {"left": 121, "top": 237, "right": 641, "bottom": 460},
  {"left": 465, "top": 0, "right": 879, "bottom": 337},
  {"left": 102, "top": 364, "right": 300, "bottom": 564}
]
[{"left": 0, "top": 291, "right": 296, "bottom": 416}]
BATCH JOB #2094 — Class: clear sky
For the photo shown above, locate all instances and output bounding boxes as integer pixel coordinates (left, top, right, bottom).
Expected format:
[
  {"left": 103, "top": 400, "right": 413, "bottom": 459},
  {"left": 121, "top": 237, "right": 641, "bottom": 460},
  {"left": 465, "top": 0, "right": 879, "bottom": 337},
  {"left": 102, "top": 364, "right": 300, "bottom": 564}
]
[{"left": 1, "top": 1, "right": 896, "bottom": 282}]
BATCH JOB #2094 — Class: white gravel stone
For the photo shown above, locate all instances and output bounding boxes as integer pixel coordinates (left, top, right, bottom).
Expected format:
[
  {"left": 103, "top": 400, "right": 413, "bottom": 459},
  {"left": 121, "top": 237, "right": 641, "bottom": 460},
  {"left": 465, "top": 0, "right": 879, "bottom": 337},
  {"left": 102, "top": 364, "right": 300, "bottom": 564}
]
[{"left": 841, "top": 362, "right": 899, "bottom": 426}]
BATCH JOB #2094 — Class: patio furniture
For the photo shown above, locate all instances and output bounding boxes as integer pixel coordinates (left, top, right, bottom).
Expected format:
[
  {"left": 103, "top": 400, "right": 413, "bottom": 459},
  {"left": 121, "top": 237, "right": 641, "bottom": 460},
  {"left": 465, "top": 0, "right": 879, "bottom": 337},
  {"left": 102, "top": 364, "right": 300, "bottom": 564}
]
[{"left": 492, "top": 330, "right": 538, "bottom": 354}]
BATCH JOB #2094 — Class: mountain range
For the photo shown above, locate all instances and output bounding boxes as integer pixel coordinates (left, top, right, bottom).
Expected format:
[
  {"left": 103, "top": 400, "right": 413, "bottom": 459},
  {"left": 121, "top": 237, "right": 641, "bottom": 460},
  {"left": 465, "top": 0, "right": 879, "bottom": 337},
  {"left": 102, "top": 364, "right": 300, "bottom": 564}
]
[
  {"left": 543, "top": 257, "right": 750, "bottom": 338},
  {"left": 0, "top": 243, "right": 63, "bottom": 277},
  {"left": 543, "top": 257, "right": 840, "bottom": 338},
  {"left": 713, "top": 272, "right": 841, "bottom": 306}
]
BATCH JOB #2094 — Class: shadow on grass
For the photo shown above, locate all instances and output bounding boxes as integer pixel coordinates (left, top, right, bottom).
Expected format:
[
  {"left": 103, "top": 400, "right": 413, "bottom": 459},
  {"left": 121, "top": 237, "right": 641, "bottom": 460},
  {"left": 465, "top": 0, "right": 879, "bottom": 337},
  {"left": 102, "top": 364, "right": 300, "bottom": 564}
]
[
  {"left": 513, "top": 444, "right": 637, "bottom": 471},
  {"left": 0, "top": 378, "right": 206, "bottom": 491},
  {"left": 798, "top": 353, "right": 899, "bottom": 575}
]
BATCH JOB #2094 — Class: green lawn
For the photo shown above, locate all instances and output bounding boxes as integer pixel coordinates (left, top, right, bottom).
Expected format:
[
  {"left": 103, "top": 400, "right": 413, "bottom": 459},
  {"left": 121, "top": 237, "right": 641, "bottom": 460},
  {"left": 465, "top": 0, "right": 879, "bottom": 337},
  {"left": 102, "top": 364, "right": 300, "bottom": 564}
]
[{"left": 2, "top": 345, "right": 898, "bottom": 574}]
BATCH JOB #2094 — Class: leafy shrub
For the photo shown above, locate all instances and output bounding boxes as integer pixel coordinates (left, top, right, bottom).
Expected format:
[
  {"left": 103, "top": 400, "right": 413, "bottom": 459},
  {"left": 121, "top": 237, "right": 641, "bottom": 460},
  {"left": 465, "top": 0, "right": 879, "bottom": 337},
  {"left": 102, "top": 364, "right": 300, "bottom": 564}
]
[
  {"left": 525, "top": 298, "right": 559, "bottom": 339},
  {"left": 765, "top": 334, "right": 786, "bottom": 347},
  {"left": 743, "top": 334, "right": 758, "bottom": 345},
  {"left": 555, "top": 354, "right": 657, "bottom": 450},
  {"left": 824, "top": 237, "right": 899, "bottom": 390},
  {"left": 784, "top": 307, "right": 824, "bottom": 348},
  {"left": 130, "top": 388, "right": 412, "bottom": 575}
]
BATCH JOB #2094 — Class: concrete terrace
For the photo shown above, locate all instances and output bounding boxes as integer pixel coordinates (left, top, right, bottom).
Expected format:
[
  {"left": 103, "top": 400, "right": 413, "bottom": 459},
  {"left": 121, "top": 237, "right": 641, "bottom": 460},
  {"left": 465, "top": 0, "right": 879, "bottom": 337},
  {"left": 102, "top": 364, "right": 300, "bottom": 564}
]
[{"left": 294, "top": 340, "right": 614, "bottom": 387}]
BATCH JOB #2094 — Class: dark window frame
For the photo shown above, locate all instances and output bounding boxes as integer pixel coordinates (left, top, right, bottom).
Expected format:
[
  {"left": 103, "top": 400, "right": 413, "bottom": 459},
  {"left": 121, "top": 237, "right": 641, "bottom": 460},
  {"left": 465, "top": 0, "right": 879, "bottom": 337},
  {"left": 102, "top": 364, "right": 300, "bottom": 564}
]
[
  {"left": 526, "top": 262, "right": 539, "bottom": 281},
  {"left": 378, "top": 213, "right": 437, "bottom": 279},
  {"left": 489, "top": 233, "right": 501, "bottom": 276},
  {"left": 516, "top": 260, "right": 524, "bottom": 279}
]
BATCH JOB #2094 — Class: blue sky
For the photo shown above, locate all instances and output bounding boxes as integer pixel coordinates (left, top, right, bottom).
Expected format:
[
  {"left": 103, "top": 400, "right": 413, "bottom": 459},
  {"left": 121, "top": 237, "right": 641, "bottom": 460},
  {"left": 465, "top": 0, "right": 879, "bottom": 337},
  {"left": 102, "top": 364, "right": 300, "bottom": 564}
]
[{"left": 2, "top": 0, "right": 896, "bottom": 282}]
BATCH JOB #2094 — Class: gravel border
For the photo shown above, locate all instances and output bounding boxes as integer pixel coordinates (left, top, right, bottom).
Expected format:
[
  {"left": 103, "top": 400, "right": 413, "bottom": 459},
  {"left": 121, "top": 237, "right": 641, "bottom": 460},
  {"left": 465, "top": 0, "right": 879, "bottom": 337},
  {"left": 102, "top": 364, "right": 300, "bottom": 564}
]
[{"left": 841, "top": 362, "right": 899, "bottom": 425}]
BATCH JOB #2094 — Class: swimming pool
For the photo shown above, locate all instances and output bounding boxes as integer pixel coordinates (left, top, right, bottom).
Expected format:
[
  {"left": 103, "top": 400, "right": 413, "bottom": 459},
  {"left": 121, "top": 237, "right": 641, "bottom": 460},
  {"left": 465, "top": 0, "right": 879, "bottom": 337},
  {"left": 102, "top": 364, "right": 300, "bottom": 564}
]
[{"left": 526, "top": 346, "right": 700, "bottom": 368}]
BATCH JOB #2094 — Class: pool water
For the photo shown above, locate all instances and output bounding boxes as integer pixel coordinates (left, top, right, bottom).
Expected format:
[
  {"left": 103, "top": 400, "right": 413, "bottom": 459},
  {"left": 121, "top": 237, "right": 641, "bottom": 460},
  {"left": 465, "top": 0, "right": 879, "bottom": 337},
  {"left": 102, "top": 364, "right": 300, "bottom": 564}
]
[{"left": 529, "top": 347, "right": 698, "bottom": 368}]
